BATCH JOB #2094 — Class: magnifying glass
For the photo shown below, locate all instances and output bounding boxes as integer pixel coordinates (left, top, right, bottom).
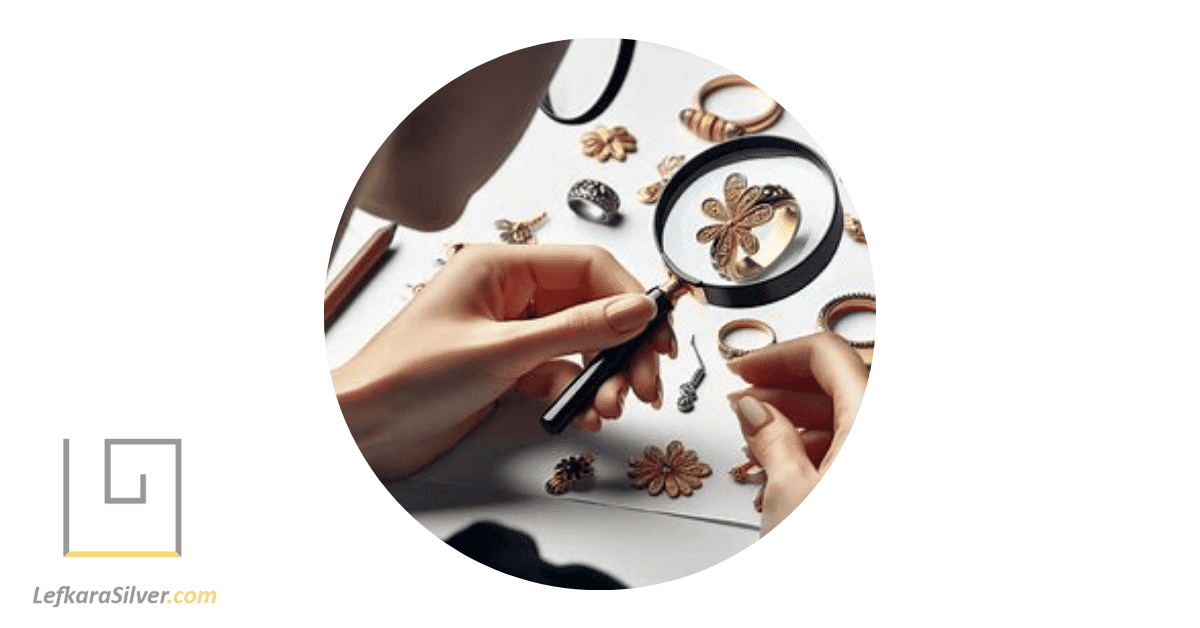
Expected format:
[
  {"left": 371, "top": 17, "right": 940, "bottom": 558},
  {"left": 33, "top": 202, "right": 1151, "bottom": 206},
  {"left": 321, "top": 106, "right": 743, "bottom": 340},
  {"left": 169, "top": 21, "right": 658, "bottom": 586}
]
[{"left": 539, "top": 135, "right": 845, "bottom": 434}]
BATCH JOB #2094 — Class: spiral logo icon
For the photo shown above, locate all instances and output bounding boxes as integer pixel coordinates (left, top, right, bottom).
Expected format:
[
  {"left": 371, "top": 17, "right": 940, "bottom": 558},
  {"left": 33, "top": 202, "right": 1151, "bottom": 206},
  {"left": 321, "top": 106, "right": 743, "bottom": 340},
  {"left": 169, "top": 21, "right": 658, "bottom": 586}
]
[{"left": 62, "top": 439, "right": 182, "bottom": 557}]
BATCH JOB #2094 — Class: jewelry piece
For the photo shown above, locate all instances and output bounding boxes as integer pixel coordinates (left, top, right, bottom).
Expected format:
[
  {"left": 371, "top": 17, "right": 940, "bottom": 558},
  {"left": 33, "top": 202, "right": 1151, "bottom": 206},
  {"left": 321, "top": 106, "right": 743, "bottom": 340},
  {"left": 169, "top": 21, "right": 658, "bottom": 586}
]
[
  {"left": 567, "top": 179, "right": 621, "bottom": 225},
  {"left": 580, "top": 125, "right": 637, "bottom": 162},
  {"left": 679, "top": 74, "right": 783, "bottom": 142},
  {"left": 545, "top": 453, "right": 596, "bottom": 496},
  {"left": 637, "top": 153, "right": 686, "bottom": 204},
  {"left": 676, "top": 335, "right": 706, "bottom": 413},
  {"left": 718, "top": 318, "right": 777, "bottom": 360},
  {"left": 730, "top": 447, "right": 766, "bottom": 512},
  {"left": 845, "top": 213, "right": 867, "bottom": 243},
  {"left": 435, "top": 242, "right": 468, "bottom": 265},
  {"left": 696, "top": 173, "right": 800, "bottom": 280},
  {"left": 628, "top": 440, "right": 712, "bottom": 498},
  {"left": 494, "top": 212, "right": 547, "bottom": 244},
  {"left": 817, "top": 293, "right": 875, "bottom": 366}
]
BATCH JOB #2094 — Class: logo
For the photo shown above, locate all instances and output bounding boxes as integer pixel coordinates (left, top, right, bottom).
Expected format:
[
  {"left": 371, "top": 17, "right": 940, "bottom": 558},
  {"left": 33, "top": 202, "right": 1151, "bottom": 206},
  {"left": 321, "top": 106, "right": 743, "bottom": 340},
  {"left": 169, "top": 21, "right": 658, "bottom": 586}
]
[{"left": 62, "top": 439, "right": 182, "bottom": 557}]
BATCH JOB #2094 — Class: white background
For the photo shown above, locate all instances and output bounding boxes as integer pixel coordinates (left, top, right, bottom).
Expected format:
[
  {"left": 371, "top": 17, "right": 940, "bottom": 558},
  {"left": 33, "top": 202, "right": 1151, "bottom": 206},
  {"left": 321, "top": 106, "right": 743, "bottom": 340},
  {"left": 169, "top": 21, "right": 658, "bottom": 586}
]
[
  {"left": 2, "top": 1, "right": 1197, "bottom": 626},
  {"left": 69, "top": 441, "right": 177, "bottom": 552}
]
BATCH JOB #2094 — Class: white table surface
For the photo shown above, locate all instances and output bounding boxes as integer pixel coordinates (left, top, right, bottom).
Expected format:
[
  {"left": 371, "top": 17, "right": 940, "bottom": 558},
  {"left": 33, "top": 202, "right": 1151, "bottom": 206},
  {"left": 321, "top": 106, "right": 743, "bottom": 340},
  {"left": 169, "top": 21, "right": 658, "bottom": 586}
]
[{"left": 325, "top": 39, "right": 874, "bottom": 587}]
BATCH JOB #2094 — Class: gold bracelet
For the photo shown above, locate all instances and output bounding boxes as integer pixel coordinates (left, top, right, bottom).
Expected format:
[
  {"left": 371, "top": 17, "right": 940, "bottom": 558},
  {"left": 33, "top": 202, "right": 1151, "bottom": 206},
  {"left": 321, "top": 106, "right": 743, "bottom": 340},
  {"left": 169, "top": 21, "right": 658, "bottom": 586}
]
[
  {"left": 817, "top": 293, "right": 875, "bottom": 366},
  {"left": 718, "top": 318, "right": 777, "bottom": 360},
  {"left": 680, "top": 75, "right": 783, "bottom": 142}
]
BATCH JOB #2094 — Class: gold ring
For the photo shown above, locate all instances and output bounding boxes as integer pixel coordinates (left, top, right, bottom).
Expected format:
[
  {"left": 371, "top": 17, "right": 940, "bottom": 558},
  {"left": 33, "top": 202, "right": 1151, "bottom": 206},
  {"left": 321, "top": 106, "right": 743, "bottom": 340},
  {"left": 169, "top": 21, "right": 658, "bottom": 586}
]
[
  {"left": 718, "top": 318, "right": 777, "bottom": 360},
  {"left": 697, "top": 173, "right": 800, "bottom": 281},
  {"left": 817, "top": 293, "right": 876, "bottom": 366},
  {"left": 679, "top": 75, "right": 783, "bottom": 142}
]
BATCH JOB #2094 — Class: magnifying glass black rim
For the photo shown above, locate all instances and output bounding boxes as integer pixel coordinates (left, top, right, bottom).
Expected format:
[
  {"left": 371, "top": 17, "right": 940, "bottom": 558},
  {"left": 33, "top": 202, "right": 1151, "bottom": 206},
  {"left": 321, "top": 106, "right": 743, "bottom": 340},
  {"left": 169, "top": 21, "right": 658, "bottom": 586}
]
[
  {"left": 540, "top": 39, "right": 636, "bottom": 125},
  {"left": 653, "top": 134, "right": 844, "bottom": 308}
]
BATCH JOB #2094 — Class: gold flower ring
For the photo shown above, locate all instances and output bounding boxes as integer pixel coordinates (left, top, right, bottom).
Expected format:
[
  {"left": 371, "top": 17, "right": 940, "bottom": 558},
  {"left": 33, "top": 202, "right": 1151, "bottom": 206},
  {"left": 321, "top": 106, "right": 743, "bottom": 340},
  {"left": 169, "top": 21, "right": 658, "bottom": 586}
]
[
  {"left": 679, "top": 75, "right": 783, "bottom": 142},
  {"left": 696, "top": 172, "right": 800, "bottom": 281}
]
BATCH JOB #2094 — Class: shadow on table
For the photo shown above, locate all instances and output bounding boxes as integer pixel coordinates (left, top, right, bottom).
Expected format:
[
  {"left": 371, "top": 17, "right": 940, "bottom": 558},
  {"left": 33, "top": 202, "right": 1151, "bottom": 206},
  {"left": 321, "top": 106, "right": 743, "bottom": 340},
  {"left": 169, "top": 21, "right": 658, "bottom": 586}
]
[{"left": 383, "top": 394, "right": 656, "bottom": 514}]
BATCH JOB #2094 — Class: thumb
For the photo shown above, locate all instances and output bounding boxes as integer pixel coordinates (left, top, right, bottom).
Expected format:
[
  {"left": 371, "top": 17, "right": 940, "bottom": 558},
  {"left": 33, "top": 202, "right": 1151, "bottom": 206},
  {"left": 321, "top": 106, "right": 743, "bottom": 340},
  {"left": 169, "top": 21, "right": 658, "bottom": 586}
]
[
  {"left": 506, "top": 293, "right": 657, "bottom": 366},
  {"left": 731, "top": 395, "right": 818, "bottom": 481}
]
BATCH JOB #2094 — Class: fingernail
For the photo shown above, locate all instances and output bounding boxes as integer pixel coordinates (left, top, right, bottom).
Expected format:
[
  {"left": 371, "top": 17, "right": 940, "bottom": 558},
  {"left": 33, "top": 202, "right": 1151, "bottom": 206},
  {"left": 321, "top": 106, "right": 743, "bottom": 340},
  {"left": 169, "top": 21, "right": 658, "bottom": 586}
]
[
  {"left": 734, "top": 396, "right": 771, "bottom": 434},
  {"left": 605, "top": 294, "right": 656, "bottom": 334}
]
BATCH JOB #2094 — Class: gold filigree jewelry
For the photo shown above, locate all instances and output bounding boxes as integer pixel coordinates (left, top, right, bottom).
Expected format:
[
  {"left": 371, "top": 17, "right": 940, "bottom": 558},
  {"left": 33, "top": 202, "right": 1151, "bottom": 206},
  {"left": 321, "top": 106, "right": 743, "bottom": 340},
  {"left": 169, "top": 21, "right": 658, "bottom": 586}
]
[
  {"left": 628, "top": 440, "right": 712, "bottom": 498},
  {"left": 545, "top": 453, "right": 596, "bottom": 496},
  {"left": 637, "top": 153, "right": 686, "bottom": 204},
  {"left": 817, "top": 292, "right": 875, "bottom": 366},
  {"left": 718, "top": 318, "right": 777, "bottom": 360},
  {"left": 494, "top": 212, "right": 547, "bottom": 244},
  {"left": 680, "top": 75, "right": 783, "bottom": 142},
  {"left": 696, "top": 173, "right": 800, "bottom": 280},
  {"left": 580, "top": 125, "right": 637, "bottom": 162},
  {"left": 845, "top": 213, "right": 867, "bottom": 243},
  {"left": 730, "top": 447, "right": 766, "bottom": 512}
]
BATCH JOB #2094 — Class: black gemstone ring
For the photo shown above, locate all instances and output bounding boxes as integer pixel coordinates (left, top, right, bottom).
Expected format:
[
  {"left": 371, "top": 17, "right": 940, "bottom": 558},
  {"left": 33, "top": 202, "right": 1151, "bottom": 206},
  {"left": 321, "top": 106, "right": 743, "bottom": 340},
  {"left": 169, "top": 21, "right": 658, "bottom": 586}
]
[{"left": 567, "top": 179, "right": 621, "bottom": 225}]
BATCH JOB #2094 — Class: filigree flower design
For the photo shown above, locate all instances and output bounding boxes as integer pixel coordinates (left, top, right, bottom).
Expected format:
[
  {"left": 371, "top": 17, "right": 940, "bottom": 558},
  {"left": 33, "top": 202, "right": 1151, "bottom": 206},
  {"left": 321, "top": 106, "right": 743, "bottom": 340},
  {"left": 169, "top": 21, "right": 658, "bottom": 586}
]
[
  {"left": 546, "top": 453, "right": 596, "bottom": 496},
  {"left": 628, "top": 440, "right": 712, "bottom": 498},
  {"left": 695, "top": 173, "right": 777, "bottom": 279},
  {"left": 637, "top": 153, "right": 686, "bottom": 204},
  {"left": 580, "top": 125, "right": 637, "bottom": 163}
]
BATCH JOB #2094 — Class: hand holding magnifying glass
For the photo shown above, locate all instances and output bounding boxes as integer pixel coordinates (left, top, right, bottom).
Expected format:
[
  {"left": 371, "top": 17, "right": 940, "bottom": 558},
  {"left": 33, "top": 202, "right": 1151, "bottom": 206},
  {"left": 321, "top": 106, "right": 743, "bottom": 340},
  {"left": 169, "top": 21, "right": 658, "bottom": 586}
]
[{"left": 541, "top": 136, "right": 846, "bottom": 434}]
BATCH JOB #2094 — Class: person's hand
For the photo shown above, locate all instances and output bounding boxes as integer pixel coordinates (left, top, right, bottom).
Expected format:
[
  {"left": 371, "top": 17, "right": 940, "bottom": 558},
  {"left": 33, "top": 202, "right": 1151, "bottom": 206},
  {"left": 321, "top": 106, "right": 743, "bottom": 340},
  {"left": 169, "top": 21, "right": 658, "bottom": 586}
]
[
  {"left": 726, "top": 332, "right": 868, "bottom": 535},
  {"left": 332, "top": 244, "right": 674, "bottom": 480}
]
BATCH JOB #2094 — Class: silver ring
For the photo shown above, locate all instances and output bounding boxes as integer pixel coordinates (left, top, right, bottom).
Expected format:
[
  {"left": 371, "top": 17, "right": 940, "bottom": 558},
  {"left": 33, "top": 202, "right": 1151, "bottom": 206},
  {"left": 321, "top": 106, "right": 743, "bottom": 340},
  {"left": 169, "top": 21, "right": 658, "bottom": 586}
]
[{"left": 567, "top": 179, "right": 621, "bottom": 225}]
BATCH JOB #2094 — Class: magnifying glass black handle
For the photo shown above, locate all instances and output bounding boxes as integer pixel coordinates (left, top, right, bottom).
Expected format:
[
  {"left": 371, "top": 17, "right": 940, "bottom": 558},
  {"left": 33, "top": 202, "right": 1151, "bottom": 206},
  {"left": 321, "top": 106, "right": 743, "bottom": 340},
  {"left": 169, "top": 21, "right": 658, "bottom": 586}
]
[{"left": 539, "top": 286, "right": 675, "bottom": 434}]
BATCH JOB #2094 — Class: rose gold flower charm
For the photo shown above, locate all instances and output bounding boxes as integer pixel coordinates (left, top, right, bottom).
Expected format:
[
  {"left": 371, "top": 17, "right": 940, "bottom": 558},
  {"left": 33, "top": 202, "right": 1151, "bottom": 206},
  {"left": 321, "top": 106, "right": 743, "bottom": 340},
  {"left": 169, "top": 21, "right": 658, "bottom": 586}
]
[
  {"left": 628, "top": 440, "right": 712, "bottom": 498},
  {"left": 580, "top": 125, "right": 637, "bottom": 163}
]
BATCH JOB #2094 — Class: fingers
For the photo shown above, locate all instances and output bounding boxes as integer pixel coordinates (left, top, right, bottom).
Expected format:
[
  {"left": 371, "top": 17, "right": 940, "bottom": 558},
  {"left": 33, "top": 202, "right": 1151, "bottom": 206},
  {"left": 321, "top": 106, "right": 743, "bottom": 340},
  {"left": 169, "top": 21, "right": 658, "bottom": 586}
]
[
  {"left": 446, "top": 244, "right": 646, "bottom": 320},
  {"left": 628, "top": 342, "right": 663, "bottom": 410},
  {"left": 727, "top": 332, "right": 867, "bottom": 431},
  {"left": 512, "top": 359, "right": 582, "bottom": 399},
  {"left": 727, "top": 388, "right": 834, "bottom": 431},
  {"left": 503, "top": 293, "right": 658, "bottom": 369},
  {"left": 731, "top": 395, "right": 818, "bottom": 481},
  {"left": 593, "top": 374, "right": 630, "bottom": 419}
]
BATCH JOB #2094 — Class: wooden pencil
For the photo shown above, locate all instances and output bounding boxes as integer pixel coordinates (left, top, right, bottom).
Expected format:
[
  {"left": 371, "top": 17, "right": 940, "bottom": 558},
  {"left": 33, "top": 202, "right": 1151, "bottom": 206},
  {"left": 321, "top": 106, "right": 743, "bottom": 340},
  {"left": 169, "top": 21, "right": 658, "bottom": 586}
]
[{"left": 324, "top": 223, "right": 397, "bottom": 325}]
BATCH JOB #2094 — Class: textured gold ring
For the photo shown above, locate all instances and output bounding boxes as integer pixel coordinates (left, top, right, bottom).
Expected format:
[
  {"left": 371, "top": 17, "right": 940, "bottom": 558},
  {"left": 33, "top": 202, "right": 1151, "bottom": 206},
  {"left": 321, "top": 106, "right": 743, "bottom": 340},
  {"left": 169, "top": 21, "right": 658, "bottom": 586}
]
[
  {"left": 680, "top": 75, "right": 783, "bottom": 142},
  {"left": 718, "top": 318, "right": 777, "bottom": 360},
  {"left": 817, "top": 293, "right": 876, "bottom": 366}
]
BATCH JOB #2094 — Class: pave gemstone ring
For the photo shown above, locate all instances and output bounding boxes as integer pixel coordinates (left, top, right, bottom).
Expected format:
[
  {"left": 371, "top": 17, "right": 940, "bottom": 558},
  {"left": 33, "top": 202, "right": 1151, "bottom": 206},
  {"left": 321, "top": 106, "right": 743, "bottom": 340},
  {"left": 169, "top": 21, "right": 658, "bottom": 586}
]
[{"left": 567, "top": 179, "right": 621, "bottom": 225}]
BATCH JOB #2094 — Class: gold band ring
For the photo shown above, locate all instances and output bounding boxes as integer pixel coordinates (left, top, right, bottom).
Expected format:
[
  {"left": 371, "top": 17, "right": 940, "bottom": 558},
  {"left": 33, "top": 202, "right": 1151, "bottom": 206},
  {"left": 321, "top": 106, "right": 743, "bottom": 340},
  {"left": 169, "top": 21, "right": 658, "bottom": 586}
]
[
  {"left": 718, "top": 318, "right": 777, "bottom": 360},
  {"left": 817, "top": 293, "right": 876, "bottom": 366},
  {"left": 680, "top": 75, "right": 783, "bottom": 142}
]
